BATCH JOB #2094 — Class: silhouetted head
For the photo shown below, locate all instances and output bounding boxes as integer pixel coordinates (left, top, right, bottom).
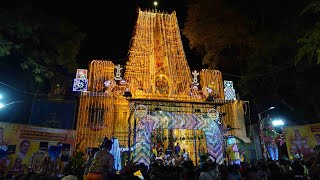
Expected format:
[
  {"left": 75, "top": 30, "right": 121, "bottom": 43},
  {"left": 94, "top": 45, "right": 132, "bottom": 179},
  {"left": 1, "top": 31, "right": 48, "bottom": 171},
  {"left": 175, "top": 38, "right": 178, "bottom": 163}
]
[{"left": 102, "top": 138, "right": 113, "bottom": 150}]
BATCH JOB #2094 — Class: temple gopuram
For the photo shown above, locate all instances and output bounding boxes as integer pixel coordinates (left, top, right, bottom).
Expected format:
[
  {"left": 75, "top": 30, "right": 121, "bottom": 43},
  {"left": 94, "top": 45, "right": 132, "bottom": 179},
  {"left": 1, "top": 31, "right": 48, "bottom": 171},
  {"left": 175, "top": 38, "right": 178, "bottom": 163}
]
[{"left": 73, "top": 9, "right": 250, "bottom": 166}]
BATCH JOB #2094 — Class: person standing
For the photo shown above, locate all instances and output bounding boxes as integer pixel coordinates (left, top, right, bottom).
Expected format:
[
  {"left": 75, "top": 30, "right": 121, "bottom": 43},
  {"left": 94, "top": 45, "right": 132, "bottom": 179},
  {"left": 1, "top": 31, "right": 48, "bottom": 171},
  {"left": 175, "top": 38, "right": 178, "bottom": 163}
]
[
  {"left": 198, "top": 143, "right": 206, "bottom": 158},
  {"left": 151, "top": 145, "right": 157, "bottom": 160},
  {"left": 84, "top": 148, "right": 99, "bottom": 180},
  {"left": 182, "top": 149, "right": 189, "bottom": 161},
  {"left": 262, "top": 122, "right": 279, "bottom": 161},
  {"left": 240, "top": 151, "right": 246, "bottom": 163},
  {"left": 174, "top": 143, "right": 181, "bottom": 155},
  {"left": 87, "top": 139, "right": 114, "bottom": 180},
  {"left": 315, "top": 134, "right": 320, "bottom": 145}
]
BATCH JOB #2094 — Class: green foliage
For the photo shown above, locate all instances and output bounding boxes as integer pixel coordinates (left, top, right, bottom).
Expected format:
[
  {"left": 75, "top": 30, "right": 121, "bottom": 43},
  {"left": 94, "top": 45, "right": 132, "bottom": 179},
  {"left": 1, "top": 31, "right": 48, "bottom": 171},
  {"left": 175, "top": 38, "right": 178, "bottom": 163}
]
[
  {"left": 0, "top": 6, "right": 86, "bottom": 89},
  {"left": 296, "top": 0, "right": 320, "bottom": 64},
  {"left": 0, "top": 39, "right": 13, "bottom": 56},
  {"left": 64, "top": 139, "right": 86, "bottom": 176},
  {"left": 184, "top": 0, "right": 319, "bottom": 125},
  {"left": 300, "top": 0, "right": 320, "bottom": 15},
  {"left": 183, "top": 0, "right": 256, "bottom": 68}
]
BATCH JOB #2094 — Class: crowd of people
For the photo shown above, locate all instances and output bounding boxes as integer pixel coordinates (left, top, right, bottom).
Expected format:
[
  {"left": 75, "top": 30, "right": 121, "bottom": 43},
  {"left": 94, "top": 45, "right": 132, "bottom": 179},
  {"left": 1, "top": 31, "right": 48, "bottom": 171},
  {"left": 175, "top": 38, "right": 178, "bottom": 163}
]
[
  {"left": 79, "top": 139, "right": 320, "bottom": 180},
  {"left": 84, "top": 153, "right": 320, "bottom": 180},
  {"left": 1, "top": 136, "right": 317, "bottom": 180},
  {"left": 151, "top": 143, "right": 191, "bottom": 167}
]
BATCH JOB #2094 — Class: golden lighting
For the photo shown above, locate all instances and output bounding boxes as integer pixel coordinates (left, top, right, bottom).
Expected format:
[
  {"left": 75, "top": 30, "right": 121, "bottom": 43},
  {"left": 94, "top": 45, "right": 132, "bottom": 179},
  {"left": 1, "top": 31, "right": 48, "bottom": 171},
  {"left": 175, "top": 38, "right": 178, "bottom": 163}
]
[
  {"left": 75, "top": 9, "right": 249, "bottom": 157},
  {"left": 76, "top": 92, "right": 115, "bottom": 150},
  {"left": 88, "top": 60, "right": 115, "bottom": 91},
  {"left": 124, "top": 10, "right": 192, "bottom": 100},
  {"left": 200, "top": 69, "right": 224, "bottom": 99},
  {"left": 76, "top": 60, "right": 130, "bottom": 151},
  {"left": 218, "top": 100, "right": 251, "bottom": 143}
]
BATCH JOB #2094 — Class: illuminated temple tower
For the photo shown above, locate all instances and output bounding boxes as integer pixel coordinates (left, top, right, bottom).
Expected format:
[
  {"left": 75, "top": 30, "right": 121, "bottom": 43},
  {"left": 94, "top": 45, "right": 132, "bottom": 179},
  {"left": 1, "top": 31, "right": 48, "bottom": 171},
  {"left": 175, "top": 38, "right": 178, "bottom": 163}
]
[
  {"left": 75, "top": 9, "right": 250, "bottom": 164},
  {"left": 125, "top": 10, "right": 192, "bottom": 99}
]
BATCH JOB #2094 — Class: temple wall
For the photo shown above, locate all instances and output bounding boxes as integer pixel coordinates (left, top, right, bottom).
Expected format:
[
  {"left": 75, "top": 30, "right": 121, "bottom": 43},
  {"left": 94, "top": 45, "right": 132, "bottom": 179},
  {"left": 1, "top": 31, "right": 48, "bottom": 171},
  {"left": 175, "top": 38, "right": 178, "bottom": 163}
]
[
  {"left": 218, "top": 100, "right": 251, "bottom": 143},
  {"left": 113, "top": 98, "right": 130, "bottom": 147},
  {"left": 88, "top": 60, "right": 115, "bottom": 91},
  {"left": 76, "top": 92, "right": 115, "bottom": 151},
  {"left": 73, "top": 9, "right": 249, "bottom": 162},
  {"left": 200, "top": 69, "right": 224, "bottom": 99}
]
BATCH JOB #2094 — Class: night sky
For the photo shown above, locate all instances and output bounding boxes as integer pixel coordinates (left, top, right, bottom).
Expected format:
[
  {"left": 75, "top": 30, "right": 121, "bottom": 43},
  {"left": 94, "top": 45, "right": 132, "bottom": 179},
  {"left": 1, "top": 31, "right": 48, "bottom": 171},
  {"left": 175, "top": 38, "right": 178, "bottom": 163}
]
[
  {"left": 2, "top": 1, "right": 319, "bottom": 126},
  {"left": 0, "top": 0, "right": 204, "bottom": 123},
  {"left": 27, "top": 0, "right": 200, "bottom": 69}
]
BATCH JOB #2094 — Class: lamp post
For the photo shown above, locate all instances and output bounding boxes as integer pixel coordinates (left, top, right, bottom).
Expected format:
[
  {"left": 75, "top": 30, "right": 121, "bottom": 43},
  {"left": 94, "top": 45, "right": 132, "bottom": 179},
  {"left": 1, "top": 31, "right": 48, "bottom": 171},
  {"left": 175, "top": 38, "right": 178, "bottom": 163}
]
[{"left": 258, "top": 106, "right": 275, "bottom": 160}]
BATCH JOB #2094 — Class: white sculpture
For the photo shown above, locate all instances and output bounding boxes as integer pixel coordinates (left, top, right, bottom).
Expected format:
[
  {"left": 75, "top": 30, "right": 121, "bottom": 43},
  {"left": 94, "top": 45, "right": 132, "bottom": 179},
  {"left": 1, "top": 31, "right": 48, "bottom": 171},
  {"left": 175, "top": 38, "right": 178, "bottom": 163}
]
[
  {"left": 192, "top": 70, "right": 199, "bottom": 85},
  {"left": 114, "top": 64, "right": 123, "bottom": 81}
]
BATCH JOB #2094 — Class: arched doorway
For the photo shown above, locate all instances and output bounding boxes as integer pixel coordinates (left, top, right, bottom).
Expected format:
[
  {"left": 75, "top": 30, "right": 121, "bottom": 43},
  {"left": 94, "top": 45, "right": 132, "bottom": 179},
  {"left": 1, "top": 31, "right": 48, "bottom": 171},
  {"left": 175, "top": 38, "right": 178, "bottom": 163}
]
[{"left": 132, "top": 105, "right": 223, "bottom": 166}]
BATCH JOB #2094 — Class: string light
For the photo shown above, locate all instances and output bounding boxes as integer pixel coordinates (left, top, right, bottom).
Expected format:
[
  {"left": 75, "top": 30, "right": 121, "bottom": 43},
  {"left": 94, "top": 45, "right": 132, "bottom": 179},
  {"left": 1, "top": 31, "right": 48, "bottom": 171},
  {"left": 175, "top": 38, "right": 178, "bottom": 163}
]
[
  {"left": 199, "top": 69, "right": 224, "bottom": 99},
  {"left": 74, "top": 9, "right": 249, "bottom": 162},
  {"left": 124, "top": 10, "right": 192, "bottom": 100},
  {"left": 76, "top": 61, "right": 117, "bottom": 150}
]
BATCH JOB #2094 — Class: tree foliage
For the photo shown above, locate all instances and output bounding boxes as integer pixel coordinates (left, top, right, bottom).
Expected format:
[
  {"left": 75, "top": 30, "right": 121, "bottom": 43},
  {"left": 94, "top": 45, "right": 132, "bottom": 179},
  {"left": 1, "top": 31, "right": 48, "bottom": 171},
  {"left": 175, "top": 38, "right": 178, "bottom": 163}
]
[
  {"left": 183, "top": 0, "right": 256, "bottom": 69},
  {"left": 296, "top": 0, "right": 320, "bottom": 64},
  {"left": 183, "top": 0, "right": 320, "bottom": 124},
  {"left": 0, "top": 5, "right": 85, "bottom": 90}
]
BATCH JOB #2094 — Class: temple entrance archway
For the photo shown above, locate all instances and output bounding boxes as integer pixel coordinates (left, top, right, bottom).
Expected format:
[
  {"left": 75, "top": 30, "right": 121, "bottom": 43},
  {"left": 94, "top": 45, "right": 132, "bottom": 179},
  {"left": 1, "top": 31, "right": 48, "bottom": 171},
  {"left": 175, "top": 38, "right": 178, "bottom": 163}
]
[{"left": 131, "top": 101, "right": 224, "bottom": 166}]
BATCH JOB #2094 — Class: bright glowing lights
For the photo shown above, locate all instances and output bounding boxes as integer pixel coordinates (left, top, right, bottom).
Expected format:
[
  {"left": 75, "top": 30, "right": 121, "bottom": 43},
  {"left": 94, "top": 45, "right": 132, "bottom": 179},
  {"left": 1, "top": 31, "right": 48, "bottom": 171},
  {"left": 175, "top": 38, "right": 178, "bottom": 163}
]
[
  {"left": 120, "top": 79, "right": 126, "bottom": 85},
  {"left": 0, "top": 94, "right": 3, "bottom": 109},
  {"left": 124, "top": 10, "right": 193, "bottom": 99},
  {"left": 272, "top": 119, "right": 284, "bottom": 126},
  {"left": 154, "top": 1, "right": 158, "bottom": 6},
  {"left": 268, "top": 106, "right": 275, "bottom": 110},
  {"left": 104, "top": 80, "right": 111, "bottom": 87},
  {"left": 206, "top": 87, "right": 213, "bottom": 94}
]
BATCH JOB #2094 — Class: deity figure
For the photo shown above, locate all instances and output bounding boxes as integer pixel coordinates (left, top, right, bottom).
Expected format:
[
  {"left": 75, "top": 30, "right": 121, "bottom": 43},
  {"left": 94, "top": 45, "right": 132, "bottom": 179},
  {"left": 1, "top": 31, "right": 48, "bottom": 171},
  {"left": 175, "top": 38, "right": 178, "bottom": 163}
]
[
  {"left": 291, "top": 130, "right": 312, "bottom": 155},
  {"left": 114, "top": 64, "right": 123, "bottom": 81},
  {"left": 262, "top": 122, "right": 280, "bottom": 161},
  {"left": 192, "top": 70, "right": 199, "bottom": 86},
  {"left": 226, "top": 144, "right": 240, "bottom": 165}
]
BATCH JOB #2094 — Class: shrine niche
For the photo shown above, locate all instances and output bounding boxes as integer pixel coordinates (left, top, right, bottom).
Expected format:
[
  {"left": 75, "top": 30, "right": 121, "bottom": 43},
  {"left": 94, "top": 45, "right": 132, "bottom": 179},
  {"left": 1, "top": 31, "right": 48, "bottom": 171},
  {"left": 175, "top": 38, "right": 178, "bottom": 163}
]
[
  {"left": 132, "top": 103, "right": 223, "bottom": 166},
  {"left": 155, "top": 75, "right": 169, "bottom": 94}
]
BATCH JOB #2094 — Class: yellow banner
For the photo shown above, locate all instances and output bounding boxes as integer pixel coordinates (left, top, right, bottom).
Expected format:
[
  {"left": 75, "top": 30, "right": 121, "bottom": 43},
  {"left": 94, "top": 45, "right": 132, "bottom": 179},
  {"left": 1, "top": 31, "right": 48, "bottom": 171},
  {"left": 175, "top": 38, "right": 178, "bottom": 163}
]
[
  {"left": 284, "top": 123, "right": 320, "bottom": 160},
  {"left": 0, "top": 122, "right": 76, "bottom": 176}
]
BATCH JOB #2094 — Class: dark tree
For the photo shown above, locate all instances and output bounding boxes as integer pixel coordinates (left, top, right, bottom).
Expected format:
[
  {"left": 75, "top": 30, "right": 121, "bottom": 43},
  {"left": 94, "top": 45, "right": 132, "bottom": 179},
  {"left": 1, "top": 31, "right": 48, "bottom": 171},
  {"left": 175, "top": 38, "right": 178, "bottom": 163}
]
[
  {"left": 183, "top": 0, "right": 320, "bottom": 124},
  {"left": 296, "top": 0, "right": 320, "bottom": 64},
  {"left": 0, "top": 5, "right": 85, "bottom": 92},
  {"left": 183, "top": 0, "right": 256, "bottom": 70}
]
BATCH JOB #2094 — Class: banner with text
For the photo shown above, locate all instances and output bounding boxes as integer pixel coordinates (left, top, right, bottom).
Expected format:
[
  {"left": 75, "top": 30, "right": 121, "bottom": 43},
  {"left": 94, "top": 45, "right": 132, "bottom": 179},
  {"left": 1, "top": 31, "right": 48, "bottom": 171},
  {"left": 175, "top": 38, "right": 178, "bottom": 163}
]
[{"left": 0, "top": 122, "right": 76, "bottom": 175}]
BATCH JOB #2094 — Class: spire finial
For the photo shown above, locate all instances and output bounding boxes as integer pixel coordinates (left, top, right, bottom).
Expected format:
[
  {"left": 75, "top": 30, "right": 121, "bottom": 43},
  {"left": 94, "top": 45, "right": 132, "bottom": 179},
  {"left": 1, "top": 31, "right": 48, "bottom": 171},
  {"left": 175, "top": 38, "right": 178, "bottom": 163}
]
[{"left": 154, "top": 1, "right": 158, "bottom": 11}]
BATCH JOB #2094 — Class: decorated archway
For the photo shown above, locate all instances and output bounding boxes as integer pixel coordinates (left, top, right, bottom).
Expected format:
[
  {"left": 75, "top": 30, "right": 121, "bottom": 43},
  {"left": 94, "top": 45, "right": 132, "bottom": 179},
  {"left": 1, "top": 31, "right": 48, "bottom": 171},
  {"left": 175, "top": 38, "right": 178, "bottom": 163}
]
[{"left": 132, "top": 105, "right": 223, "bottom": 166}]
